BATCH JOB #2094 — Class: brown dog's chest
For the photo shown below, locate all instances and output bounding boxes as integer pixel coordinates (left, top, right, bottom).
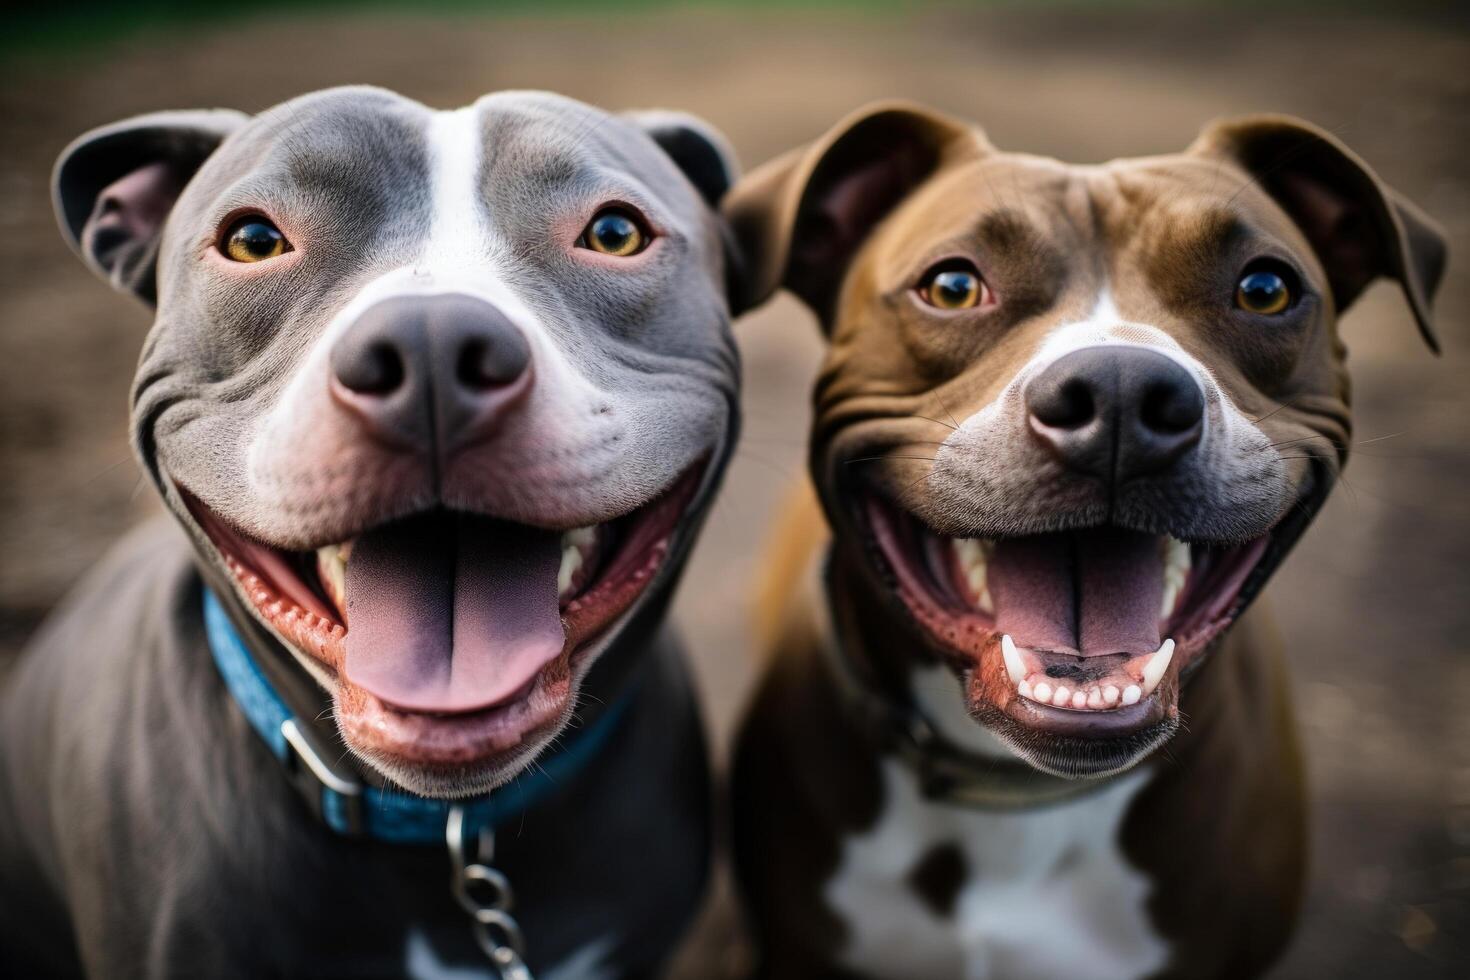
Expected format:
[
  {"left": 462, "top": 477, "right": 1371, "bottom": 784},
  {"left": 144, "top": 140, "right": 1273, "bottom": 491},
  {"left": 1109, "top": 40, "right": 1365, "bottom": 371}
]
[{"left": 822, "top": 757, "right": 1170, "bottom": 979}]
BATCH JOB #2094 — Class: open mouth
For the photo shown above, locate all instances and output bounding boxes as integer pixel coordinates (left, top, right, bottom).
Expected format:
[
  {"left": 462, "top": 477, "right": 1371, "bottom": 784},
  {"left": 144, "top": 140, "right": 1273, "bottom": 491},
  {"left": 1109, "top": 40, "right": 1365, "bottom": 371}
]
[
  {"left": 863, "top": 493, "right": 1273, "bottom": 743},
  {"left": 180, "top": 463, "right": 704, "bottom": 766}
]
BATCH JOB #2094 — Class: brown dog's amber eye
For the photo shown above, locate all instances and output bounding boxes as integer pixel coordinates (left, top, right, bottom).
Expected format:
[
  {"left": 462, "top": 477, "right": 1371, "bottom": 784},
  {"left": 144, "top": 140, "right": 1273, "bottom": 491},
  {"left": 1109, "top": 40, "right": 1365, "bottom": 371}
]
[
  {"left": 1236, "top": 269, "right": 1292, "bottom": 315},
  {"left": 580, "top": 208, "right": 647, "bottom": 257},
  {"left": 919, "top": 263, "right": 988, "bottom": 311},
  {"left": 222, "top": 217, "right": 289, "bottom": 263}
]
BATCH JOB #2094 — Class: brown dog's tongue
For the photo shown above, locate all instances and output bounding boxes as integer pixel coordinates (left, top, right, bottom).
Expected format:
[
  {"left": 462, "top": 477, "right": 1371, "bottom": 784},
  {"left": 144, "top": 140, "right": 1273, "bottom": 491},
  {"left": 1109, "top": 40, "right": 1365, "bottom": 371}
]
[
  {"left": 343, "top": 512, "right": 565, "bottom": 713},
  {"left": 988, "top": 527, "right": 1164, "bottom": 656}
]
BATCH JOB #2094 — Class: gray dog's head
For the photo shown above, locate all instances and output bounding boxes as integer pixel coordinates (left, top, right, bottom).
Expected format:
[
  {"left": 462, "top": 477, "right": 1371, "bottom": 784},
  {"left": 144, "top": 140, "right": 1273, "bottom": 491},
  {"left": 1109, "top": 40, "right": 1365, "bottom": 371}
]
[{"left": 53, "top": 86, "right": 742, "bottom": 795}]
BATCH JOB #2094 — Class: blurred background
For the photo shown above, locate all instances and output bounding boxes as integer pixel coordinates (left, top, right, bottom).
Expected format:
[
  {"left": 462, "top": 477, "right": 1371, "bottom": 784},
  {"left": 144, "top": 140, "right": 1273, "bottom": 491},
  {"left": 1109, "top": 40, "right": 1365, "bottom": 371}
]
[{"left": 2, "top": 1, "right": 1466, "bottom": 976}]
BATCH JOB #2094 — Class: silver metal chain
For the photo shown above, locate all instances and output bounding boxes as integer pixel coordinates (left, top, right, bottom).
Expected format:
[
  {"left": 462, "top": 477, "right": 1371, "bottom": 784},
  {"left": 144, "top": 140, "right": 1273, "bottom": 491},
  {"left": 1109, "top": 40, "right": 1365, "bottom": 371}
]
[{"left": 447, "top": 806, "right": 533, "bottom": 980}]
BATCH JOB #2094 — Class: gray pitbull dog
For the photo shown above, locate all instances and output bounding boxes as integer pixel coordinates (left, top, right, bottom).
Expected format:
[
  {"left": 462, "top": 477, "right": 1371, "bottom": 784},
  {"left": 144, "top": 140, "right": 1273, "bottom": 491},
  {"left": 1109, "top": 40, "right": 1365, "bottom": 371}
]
[{"left": 0, "top": 87, "right": 742, "bottom": 978}]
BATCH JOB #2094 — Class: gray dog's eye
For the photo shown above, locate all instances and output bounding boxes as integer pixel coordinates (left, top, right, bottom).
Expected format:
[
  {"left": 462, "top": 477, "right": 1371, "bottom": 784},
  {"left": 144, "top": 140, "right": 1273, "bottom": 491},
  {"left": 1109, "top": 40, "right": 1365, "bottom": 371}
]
[
  {"left": 221, "top": 216, "right": 291, "bottom": 263},
  {"left": 579, "top": 207, "right": 649, "bottom": 257}
]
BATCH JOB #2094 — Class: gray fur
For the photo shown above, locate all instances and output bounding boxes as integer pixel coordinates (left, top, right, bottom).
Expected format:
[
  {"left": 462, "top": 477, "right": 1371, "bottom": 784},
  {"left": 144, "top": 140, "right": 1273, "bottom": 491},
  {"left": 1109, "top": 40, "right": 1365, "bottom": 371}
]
[{"left": 3, "top": 86, "right": 740, "bottom": 977}]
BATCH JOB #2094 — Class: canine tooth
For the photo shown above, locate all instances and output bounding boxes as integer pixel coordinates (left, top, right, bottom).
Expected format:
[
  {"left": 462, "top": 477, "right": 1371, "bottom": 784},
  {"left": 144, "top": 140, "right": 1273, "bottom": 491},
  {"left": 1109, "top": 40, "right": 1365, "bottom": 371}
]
[
  {"left": 557, "top": 526, "right": 600, "bottom": 598},
  {"left": 1018, "top": 679, "right": 1033, "bottom": 699},
  {"left": 1159, "top": 537, "right": 1191, "bottom": 618},
  {"left": 1104, "top": 685, "right": 1120, "bottom": 705},
  {"left": 1122, "top": 685, "right": 1142, "bottom": 706},
  {"left": 1141, "top": 639, "right": 1176, "bottom": 695},
  {"left": 1034, "top": 682, "right": 1053, "bottom": 703},
  {"left": 1053, "top": 686, "right": 1071, "bottom": 707},
  {"left": 1160, "top": 578, "right": 1180, "bottom": 619},
  {"left": 951, "top": 538, "right": 994, "bottom": 613},
  {"left": 316, "top": 545, "right": 348, "bottom": 611},
  {"left": 1000, "top": 635, "right": 1026, "bottom": 685},
  {"left": 1087, "top": 688, "right": 1104, "bottom": 709},
  {"left": 557, "top": 544, "right": 583, "bottom": 598},
  {"left": 1071, "top": 690, "right": 1087, "bottom": 709}
]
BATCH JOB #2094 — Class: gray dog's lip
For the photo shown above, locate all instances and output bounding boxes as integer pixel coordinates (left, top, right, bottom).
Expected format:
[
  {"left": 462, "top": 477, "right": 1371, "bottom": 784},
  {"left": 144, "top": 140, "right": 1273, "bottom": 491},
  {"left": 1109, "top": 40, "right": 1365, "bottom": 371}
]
[{"left": 175, "top": 459, "right": 707, "bottom": 723}]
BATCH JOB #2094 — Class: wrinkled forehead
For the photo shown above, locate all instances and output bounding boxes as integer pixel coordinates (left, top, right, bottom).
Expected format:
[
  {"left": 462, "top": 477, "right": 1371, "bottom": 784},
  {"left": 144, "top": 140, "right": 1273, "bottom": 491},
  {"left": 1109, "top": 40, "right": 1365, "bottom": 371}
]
[
  {"left": 877, "top": 152, "right": 1310, "bottom": 278},
  {"left": 174, "top": 87, "right": 694, "bottom": 232},
  {"left": 872, "top": 155, "right": 1084, "bottom": 269}
]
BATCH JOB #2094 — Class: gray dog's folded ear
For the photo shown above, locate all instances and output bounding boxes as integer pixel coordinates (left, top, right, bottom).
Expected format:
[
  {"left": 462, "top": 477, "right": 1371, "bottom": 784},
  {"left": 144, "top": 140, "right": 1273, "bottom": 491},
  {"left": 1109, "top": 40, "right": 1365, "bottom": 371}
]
[
  {"left": 1190, "top": 115, "right": 1447, "bottom": 354},
  {"left": 626, "top": 109, "right": 739, "bottom": 209},
  {"left": 53, "top": 108, "right": 248, "bottom": 306},
  {"left": 722, "top": 102, "right": 990, "bottom": 326}
]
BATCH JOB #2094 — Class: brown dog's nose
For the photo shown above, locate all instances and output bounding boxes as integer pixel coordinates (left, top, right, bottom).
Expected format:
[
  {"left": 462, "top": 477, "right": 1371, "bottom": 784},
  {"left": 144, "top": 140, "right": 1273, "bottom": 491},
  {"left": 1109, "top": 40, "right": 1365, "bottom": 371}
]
[
  {"left": 1024, "top": 346, "right": 1204, "bottom": 483},
  {"left": 330, "top": 293, "right": 532, "bottom": 451}
]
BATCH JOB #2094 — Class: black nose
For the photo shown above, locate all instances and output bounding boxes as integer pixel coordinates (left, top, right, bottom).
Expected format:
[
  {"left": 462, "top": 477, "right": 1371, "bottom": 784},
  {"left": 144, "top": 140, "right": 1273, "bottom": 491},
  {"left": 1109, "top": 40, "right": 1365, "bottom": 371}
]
[
  {"left": 330, "top": 293, "right": 532, "bottom": 450},
  {"left": 1024, "top": 345, "right": 1205, "bottom": 483}
]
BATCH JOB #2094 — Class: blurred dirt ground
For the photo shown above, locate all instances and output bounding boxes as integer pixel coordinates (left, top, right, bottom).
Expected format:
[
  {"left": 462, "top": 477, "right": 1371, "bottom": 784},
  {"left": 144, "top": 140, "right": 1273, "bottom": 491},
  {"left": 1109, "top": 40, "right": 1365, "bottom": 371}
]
[{"left": 1, "top": 5, "right": 1467, "bottom": 977}]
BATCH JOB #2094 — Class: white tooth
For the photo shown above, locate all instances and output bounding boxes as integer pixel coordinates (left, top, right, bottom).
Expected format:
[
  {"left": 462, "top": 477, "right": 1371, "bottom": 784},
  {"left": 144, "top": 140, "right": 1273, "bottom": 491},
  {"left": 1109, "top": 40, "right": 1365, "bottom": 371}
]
[
  {"left": 1160, "top": 578, "right": 1181, "bottom": 620},
  {"left": 316, "top": 545, "right": 347, "bottom": 609},
  {"left": 1033, "top": 682, "right": 1053, "bottom": 703},
  {"left": 1071, "top": 691, "right": 1087, "bottom": 709},
  {"left": 1000, "top": 635, "right": 1026, "bottom": 685},
  {"left": 1122, "top": 685, "right": 1142, "bottom": 706},
  {"left": 1018, "top": 679, "right": 1033, "bottom": 699},
  {"left": 1104, "top": 685, "right": 1120, "bottom": 706},
  {"left": 951, "top": 538, "right": 994, "bottom": 613},
  {"left": 1087, "top": 688, "right": 1104, "bottom": 709},
  {"left": 557, "top": 526, "right": 601, "bottom": 599},
  {"left": 1053, "top": 686, "right": 1071, "bottom": 707},
  {"left": 1141, "top": 639, "right": 1176, "bottom": 695},
  {"left": 1159, "top": 537, "right": 1191, "bottom": 618},
  {"left": 557, "top": 541, "right": 584, "bottom": 599}
]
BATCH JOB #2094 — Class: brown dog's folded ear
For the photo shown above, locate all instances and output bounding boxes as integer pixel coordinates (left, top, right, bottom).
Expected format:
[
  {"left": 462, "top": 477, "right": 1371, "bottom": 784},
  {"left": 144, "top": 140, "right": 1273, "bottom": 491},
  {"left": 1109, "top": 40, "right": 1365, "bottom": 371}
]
[
  {"left": 1190, "top": 115, "right": 1447, "bottom": 354},
  {"left": 723, "top": 102, "right": 989, "bottom": 325},
  {"left": 53, "top": 109, "right": 248, "bottom": 307}
]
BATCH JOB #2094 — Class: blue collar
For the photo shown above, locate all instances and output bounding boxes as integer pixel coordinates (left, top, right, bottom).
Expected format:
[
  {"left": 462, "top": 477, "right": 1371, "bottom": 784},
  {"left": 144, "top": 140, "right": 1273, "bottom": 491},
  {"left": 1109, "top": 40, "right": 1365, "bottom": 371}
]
[{"left": 203, "top": 588, "right": 630, "bottom": 844}]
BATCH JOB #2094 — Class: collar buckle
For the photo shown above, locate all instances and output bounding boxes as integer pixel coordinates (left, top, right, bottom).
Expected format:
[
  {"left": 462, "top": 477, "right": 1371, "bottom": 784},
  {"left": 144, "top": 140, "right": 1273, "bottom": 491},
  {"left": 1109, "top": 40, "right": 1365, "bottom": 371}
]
[{"left": 280, "top": 717, "right": 364, "bottom": 836}]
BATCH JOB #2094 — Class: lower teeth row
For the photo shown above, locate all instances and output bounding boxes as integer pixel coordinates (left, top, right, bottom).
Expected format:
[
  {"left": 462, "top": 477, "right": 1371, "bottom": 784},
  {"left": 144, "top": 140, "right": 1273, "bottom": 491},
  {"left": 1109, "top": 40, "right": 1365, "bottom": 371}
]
[{"left": 1002, "top": 634, "right": 1175, "bottom": 711}]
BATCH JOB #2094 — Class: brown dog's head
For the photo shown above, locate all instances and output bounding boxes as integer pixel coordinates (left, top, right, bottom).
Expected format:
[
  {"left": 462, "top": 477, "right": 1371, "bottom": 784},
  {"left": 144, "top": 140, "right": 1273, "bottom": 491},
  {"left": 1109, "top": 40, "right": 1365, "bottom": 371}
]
[{"left": 729, "top": 104, "right": 1445, "bottom": 777}]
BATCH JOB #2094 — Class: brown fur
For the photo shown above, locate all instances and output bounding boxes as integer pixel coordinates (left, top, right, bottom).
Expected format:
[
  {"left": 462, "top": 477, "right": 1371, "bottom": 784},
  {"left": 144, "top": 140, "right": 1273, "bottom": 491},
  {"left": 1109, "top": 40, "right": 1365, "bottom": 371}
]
[{"left": 727, "top": 103, "right": 1444, "bottom": 978}]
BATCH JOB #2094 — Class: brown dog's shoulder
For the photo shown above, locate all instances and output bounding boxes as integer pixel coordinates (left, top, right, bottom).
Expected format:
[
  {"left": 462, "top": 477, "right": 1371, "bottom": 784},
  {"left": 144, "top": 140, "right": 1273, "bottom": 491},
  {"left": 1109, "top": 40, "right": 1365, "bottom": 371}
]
[{"left": 753, "top": 477, "right": 830, "bottom": 658}]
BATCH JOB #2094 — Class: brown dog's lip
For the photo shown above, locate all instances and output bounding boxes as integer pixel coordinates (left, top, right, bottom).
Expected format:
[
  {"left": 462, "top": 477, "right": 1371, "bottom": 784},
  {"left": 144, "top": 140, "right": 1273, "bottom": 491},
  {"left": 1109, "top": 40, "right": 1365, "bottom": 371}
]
[
  {"left": 175, "top": 460, "right": 706, "bottom": 770},
  {"left": 855, "top": 486, "right": 1270, "bottom": 745}
]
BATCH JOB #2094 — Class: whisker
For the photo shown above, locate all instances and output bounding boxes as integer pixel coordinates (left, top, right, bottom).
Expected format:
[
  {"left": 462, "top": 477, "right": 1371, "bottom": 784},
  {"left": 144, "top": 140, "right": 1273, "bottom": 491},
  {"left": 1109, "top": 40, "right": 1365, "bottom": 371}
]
[
  {"left": 912, "top": 413, "right": 957, "bottom": 431},
  {"left": 1353, "top": 431, "right": 1405, "bottom": 446},
  {"left": 1249, "top": 394, "right": 1304, "bottom": 423},
  {"left": 841, "top": 455, "right": 938, "bottom": 466},
  {"left": 934, "top": 392, "right": 962, "bottom": 430}
]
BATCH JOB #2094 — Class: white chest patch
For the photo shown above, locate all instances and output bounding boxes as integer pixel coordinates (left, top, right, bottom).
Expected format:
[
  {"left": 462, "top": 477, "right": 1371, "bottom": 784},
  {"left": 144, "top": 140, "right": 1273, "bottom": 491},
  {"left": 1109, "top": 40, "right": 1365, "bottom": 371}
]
[{"left": 825, "top": 759, "right": 1169, "bottom": 980}]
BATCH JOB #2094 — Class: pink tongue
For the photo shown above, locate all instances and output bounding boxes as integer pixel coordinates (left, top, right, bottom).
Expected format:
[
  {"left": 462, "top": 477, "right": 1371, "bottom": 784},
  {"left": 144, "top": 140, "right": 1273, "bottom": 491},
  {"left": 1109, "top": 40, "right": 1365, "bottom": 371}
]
[
  {"left": 987, "top": 527, "right": 1164, "bottom": 656},
  {"left": 343, "top": 512, "right": 566, "bottom": 713}
]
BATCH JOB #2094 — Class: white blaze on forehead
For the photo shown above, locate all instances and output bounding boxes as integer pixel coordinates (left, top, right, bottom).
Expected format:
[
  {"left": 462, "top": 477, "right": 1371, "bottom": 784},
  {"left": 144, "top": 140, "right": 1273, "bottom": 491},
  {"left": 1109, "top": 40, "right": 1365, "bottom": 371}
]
[
  {"left": 1029, "top": 287, "right": 1214, "bottom": 396},
  {"left": 250, "top": 101, "right": 608, "bottom": 491},
  {"left": 424, "top": 105, "right": 493, "bottom": 271}
]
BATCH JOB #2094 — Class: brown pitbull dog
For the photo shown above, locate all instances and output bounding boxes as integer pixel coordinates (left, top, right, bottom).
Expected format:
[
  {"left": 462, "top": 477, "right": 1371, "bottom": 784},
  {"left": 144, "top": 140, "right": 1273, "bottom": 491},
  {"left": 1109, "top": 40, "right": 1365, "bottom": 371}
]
[{"left": 725, "top": 104, "right": 1445, "bottom": 979}]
